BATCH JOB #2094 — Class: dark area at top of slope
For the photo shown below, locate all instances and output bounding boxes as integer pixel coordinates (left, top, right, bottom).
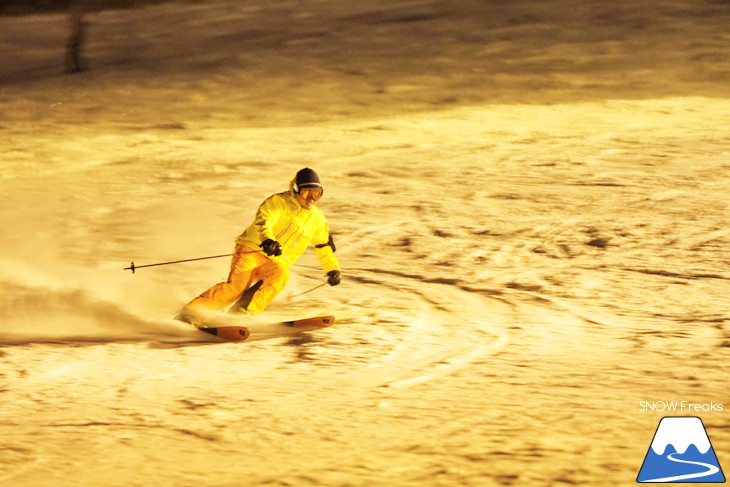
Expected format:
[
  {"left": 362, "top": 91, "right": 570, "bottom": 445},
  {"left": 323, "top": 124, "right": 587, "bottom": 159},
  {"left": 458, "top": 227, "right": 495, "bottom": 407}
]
[{"left": 0, "top": 0, "right": 195, "bottom": 16}]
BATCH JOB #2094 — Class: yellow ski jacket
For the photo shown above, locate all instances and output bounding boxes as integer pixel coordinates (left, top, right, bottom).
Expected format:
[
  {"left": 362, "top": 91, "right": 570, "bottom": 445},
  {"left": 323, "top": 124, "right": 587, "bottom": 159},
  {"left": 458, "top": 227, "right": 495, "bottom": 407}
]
[{"left": 236, "top": 191, "right": 339, "bottom": 273}]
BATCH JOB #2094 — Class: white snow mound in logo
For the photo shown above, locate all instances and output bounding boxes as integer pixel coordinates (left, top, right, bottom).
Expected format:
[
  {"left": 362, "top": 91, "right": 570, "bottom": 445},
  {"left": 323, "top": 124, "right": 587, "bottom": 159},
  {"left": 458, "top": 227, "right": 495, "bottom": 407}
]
[{"left": 651, "top": 417, "right": 712, "bottom": 455}]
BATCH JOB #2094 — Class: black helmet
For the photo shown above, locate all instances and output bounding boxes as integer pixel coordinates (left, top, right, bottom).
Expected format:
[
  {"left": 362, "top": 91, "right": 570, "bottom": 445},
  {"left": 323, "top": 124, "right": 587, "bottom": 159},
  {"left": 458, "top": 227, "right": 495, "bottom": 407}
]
[{"left": 293, "top": 168, "right": 322, "bottom": 194}]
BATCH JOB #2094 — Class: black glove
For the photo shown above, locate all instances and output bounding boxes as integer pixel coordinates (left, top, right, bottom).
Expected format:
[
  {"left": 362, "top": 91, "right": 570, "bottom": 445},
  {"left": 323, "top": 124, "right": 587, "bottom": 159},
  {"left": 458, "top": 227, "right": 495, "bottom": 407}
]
[
  {"left": 327, "top": 270, "right": 341, "bottom": 286},
  {"left": 260, "top": 239, "right": 282, "bottom": 256}
]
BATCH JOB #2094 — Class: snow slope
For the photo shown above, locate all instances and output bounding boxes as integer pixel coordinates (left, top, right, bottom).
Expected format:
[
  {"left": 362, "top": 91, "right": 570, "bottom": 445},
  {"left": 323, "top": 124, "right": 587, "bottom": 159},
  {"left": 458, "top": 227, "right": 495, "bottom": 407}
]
[{"left": 1, "top": 1, "right": 728, "bottom": 486}]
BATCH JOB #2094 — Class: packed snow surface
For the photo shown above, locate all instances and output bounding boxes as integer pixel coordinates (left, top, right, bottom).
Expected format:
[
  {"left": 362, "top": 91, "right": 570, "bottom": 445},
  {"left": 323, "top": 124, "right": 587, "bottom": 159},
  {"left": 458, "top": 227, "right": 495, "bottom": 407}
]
[{"left": 1, "top": 1, "right": 728, "bottom": 486}]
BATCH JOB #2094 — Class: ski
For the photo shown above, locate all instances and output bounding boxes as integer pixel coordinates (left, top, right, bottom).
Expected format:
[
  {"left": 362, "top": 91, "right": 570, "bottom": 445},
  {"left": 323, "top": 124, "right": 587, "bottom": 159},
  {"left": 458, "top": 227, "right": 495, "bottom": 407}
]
[
  {"left": 194, "top": 315, "right": 335, "bottom": 342},
  {"left": 283, "top": 315, "right": 334, "bottom": 328},
  {"left": 199, "top": 325, "right": 251, "bottom": 342}
]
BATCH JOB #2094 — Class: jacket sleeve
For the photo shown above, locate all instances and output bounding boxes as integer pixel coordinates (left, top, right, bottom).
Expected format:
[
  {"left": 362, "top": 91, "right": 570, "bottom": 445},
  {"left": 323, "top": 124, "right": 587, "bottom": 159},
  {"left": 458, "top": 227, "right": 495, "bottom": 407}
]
[
  {"left": 313, "top": 217, "right": 340, "bottom": 273},
  {"left": 253, "top": 194, "right": 285, "bottom": 242}
]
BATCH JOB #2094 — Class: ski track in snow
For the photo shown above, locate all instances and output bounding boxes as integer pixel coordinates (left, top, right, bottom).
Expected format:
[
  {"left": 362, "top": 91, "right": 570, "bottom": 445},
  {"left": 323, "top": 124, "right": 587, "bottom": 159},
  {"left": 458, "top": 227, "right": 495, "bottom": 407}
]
[
  {"left": 275, "top": 273, "right": 512, "bottom": 405},
  {"left": 1, "top": 1, "right": 730, "bottom": 485}
]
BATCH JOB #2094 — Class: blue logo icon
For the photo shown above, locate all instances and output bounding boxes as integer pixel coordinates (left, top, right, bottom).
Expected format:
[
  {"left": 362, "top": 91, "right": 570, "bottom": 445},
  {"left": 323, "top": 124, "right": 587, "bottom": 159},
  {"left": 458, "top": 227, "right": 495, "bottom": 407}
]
[{"left": 637, "top": 416, "right": 725, "bottom": 483}]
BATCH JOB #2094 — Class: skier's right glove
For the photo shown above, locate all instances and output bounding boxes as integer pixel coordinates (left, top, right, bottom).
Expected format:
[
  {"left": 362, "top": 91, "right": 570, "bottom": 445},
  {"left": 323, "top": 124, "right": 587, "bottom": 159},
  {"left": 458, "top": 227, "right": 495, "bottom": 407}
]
[
  {"left": 327, "top": 270, "right": 341, "bottom": 286},
  {"left": 260, "top": 239, "right": 283, "bottom": 256}
]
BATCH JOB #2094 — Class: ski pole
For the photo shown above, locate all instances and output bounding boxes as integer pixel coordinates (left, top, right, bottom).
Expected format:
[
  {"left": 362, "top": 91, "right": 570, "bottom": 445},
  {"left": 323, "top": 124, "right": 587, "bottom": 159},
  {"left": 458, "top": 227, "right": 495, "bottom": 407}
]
[
  {"left": 124, "top": 250, "right": 261, "bottom": 274},
  {"left": 290, "top": 282, "right": 327, "bottom": 298}
]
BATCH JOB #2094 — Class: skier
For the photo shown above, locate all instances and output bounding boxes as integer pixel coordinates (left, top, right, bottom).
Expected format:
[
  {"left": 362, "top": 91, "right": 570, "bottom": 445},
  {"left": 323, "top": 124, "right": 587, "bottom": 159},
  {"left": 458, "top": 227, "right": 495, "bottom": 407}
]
[{"left": 177, "top": 168, "right": 341, "bottom": 324}]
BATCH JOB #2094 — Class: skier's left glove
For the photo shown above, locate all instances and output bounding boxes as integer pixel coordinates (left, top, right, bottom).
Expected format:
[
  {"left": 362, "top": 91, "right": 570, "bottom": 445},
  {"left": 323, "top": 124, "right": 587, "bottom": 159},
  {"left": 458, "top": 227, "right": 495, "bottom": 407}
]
[
  {"left": 327, "top": 270, "right": 341, "bottom": 286},
  {"left": 260, "top": 239, "right": 283, "bottom": 256}
]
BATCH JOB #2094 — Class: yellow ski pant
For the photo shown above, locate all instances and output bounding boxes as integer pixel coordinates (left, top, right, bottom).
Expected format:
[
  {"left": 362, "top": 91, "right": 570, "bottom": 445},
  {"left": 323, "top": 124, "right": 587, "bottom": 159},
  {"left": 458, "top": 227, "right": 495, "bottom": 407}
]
[{"left": 186, "top": 245, "right": 289, "bottom": 314}]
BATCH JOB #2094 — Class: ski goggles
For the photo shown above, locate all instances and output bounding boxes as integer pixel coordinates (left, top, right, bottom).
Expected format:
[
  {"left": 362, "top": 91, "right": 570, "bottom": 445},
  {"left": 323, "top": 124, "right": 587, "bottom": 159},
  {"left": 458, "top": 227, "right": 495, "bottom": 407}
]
[{"left": 299, "top": 187, "right": 323, "bottom": 201}]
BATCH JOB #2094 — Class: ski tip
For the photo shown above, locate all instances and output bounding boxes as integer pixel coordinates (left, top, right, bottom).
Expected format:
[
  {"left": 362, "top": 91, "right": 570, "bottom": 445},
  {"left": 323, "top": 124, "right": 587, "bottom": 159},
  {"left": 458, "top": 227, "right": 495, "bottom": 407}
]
[
  {"left": 218, "top": 326, "right": 251, "bottom": 341},
  {"left": 199, "top": 326, "right": 251, "bottom": 342},
  {"left": 289, "top": 315, "right": 335, "bottom": 328}
]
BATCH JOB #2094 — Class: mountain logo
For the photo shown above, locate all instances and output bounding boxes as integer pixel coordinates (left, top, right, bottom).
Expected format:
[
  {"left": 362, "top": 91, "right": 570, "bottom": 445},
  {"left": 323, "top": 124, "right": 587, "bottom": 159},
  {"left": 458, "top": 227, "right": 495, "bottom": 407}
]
[{"left": 637, "top": 416, "right": 726, "bottom": 483}]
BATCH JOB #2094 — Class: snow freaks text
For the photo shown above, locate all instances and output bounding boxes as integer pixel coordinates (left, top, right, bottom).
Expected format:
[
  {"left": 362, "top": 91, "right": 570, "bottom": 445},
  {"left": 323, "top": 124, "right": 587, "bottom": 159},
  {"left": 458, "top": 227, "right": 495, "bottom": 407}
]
[{"left": 640, "top": 401, "right": 724, "bottom": 413}]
